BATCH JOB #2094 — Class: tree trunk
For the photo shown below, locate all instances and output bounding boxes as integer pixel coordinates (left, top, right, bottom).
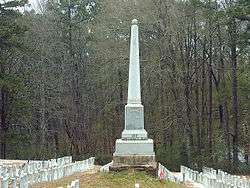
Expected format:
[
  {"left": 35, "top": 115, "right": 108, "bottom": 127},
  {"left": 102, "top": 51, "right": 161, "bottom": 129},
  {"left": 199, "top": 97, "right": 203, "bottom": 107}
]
[
  {"left": 229, "top": 17, "right": 239, "bottom": 166},
  {"left": 208, "top": 18, "right": 213, "bottom": 156},
  {"left": 0, "top": 87, "right": 8, "bottom": 159},
  {"left": 201, "top": 38, "right": 207, "bottom": 151},
  {"left": 67, "top": 2, "right": 83, "bottom": 156},
  {"left": 217, "top": 24, "right": 231, "bottom": 163},
  {"left": 39, "top": 57, "right": 46, "bottom": 157},
  {"left": 0, "top": 60, "right": 8, "bottom": 159},
  {"left": 193, "top": 14, "right": 201, "bottom": 159}
]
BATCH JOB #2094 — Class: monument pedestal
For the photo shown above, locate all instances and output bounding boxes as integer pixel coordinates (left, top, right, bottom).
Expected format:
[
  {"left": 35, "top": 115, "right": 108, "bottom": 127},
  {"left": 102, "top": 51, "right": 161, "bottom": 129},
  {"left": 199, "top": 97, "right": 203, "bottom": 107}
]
[
  {"left": 114, "top": 139, "right": 155, "bottom": 156},
  {"left": 111, "top": 139, "right": 156, "bottom": 175},
  {"left": 121, "top": 129, "right": 148, "bottom": 140},
  {"left": 110, "top": 157, "right": 157, "bottom": 176}
]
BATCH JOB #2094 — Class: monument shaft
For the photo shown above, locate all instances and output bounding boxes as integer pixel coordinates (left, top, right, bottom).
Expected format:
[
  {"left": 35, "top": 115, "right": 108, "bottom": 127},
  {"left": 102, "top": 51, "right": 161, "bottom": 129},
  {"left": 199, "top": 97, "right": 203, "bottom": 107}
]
[
  {"left": 122, "top": 19, "right": 147, "bottom": 140},
  {"left": 127, "top": 20, "right": 141, "bottom": 104}
]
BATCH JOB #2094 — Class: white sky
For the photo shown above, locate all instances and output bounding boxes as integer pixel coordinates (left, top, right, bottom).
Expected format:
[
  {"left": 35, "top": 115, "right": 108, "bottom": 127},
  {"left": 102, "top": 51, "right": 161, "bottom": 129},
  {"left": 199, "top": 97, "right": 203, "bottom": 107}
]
[
  {"left": 29, "top": 0, "right": 39, "bottom": 10},
  {"left": 29, "top": 0, "right": 36, "bottom": 6}
]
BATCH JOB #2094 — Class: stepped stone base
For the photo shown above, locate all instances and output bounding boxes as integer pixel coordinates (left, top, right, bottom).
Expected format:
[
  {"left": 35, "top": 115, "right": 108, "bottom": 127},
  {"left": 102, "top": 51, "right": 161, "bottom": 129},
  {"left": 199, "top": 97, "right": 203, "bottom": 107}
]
[
  {"left": 112, "top": 154, "right": 156, "bottom": 166},
  {"left": 111, "top": 139, "right": 156, "bottom": 175},
  {"left": 110, "top": 155, "right": 157, "bottom": 176},
  {"left": 109, "top": 163, "right": 157, "bottom": 176}
]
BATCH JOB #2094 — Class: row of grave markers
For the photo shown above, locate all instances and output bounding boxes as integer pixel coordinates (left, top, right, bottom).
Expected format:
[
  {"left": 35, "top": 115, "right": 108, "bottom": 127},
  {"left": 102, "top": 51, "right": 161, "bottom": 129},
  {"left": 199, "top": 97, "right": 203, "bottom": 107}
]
[
  {"left": 181, "top": 165, "right": 250, "bottom": 188},
  {"left": 0, "top": 156, "right": 73, "bottom": 179},
  {"left": 0, "top": 156, "right": 95, "bottom": 188},
  {"left": 158, "top": 163, "right": 250, "bottom": 188},
  {"left": 0, "top": 156, "right": 73, "bottom": 188}
]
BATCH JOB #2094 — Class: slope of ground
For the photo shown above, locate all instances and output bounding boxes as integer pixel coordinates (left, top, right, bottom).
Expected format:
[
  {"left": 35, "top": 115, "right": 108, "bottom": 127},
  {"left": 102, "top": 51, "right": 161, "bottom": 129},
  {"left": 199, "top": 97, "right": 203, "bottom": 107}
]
[{"left": 30, "top": 166, "right": 187, "bottom": 188}]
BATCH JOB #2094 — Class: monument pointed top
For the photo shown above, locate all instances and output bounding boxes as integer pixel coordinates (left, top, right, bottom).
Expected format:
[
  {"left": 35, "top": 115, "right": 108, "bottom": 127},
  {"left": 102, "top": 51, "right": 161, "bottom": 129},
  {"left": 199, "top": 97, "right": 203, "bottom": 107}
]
[{"left": 131, "top": 19, "right": 138, "bottom": 25}]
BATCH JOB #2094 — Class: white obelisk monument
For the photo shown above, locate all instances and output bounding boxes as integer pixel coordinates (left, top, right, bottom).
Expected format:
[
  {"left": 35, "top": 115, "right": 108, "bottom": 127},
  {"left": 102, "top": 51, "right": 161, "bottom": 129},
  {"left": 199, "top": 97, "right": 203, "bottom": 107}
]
[{"left": 112, "top": 19, "right": 155, "bottom": 168}]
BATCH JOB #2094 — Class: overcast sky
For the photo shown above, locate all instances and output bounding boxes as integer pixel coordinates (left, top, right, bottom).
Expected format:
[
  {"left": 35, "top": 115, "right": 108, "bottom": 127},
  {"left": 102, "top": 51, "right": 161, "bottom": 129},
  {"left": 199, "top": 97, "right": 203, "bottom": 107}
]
[{"left": 29, "top": 0, "right": 38, "bottom": 9}]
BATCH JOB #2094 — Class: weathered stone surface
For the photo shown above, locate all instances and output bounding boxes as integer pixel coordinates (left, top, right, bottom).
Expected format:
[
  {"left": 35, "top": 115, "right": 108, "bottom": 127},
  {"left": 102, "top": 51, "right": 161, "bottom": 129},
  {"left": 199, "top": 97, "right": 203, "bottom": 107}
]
[
  {"left": 121, "top": 129, "right": 148, "bottom": 140},
  {"left": 122, "top": 19, "right": 146, "bottom": 138},
  {"left": 121, "top": 20, "right": 147, "bottom": 140},
  {"left": 1, "top": 177, "right": 8, "bottom": 188},
  {"left": 110, "top": 162, "right": 157, "bottom": 176},
  {"left": 127, "top": 19, "right": 141, "bottom": 105},
  {"left": 122, "top": 104, "right": 148, "bottom": 140},
  {"left": 113, "top": 155, "right": 155, "bottom": 166},
  {"left": 124, "top": 104, "right": 144, "bottom": 130},
  {"left": 114, "top": 139, "right": 154, "bottom": 155}
]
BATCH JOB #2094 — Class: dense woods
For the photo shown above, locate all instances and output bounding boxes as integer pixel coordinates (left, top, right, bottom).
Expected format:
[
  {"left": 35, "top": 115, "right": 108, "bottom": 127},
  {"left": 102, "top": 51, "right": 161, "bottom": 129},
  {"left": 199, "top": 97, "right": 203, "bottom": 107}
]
[{"left": 0, "top": 0, "right": 249, "bottom": 173}]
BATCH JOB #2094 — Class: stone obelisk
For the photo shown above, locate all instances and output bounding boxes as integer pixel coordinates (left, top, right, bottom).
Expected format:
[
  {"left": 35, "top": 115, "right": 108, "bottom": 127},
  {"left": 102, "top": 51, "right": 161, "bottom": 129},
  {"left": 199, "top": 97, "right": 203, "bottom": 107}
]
[{"left": 112, "top": 19, "right": 155, "bottom": 169}]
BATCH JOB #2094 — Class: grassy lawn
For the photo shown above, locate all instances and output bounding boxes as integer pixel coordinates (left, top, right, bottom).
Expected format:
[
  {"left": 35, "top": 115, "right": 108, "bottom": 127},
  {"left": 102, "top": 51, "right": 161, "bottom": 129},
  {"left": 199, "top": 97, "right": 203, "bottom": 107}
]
[{"left": 30, "top": 167, "right": 186, "bottom": 188}]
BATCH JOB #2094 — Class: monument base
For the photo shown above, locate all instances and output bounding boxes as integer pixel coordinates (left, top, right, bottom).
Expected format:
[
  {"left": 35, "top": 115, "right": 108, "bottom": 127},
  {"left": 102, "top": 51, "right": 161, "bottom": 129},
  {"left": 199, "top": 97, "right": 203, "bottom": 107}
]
[
  {"left": 112, "top": 154, "right": 156, "bottom": 166},
  {"left": 114, "top": 139, "right": 155, "bottom": 156},
  {"left": 121, "top": 129, "right": 148, "bottom": 140},
  {"left": 111, "top": 139, "right": 156, "bottom": 175},
  {"left": 109, "top": 162, "right": 157, "bottom": 176}
]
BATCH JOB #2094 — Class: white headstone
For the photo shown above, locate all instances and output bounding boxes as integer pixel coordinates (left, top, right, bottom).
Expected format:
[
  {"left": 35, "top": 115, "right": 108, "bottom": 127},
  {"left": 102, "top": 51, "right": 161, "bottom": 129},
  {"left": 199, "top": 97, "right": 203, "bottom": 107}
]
[
  {"left": 1, "top": 177, "right": 8, "bottom": 188},
  {"left": 74, "top": 179, "right": 80, "bottom": 188},
  {"left": 10, "top": 177, "right": 17, "bottom": 188},
  {"left": 135, "top": 183, "right": 140, "bottom": 188}
]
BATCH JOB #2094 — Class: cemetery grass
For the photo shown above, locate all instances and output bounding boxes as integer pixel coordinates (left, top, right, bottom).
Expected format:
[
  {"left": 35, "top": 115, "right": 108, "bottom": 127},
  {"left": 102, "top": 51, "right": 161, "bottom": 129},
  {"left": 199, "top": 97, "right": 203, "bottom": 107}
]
[{"left": 30, "top": 166, "right": 187, "bottom": 188}]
